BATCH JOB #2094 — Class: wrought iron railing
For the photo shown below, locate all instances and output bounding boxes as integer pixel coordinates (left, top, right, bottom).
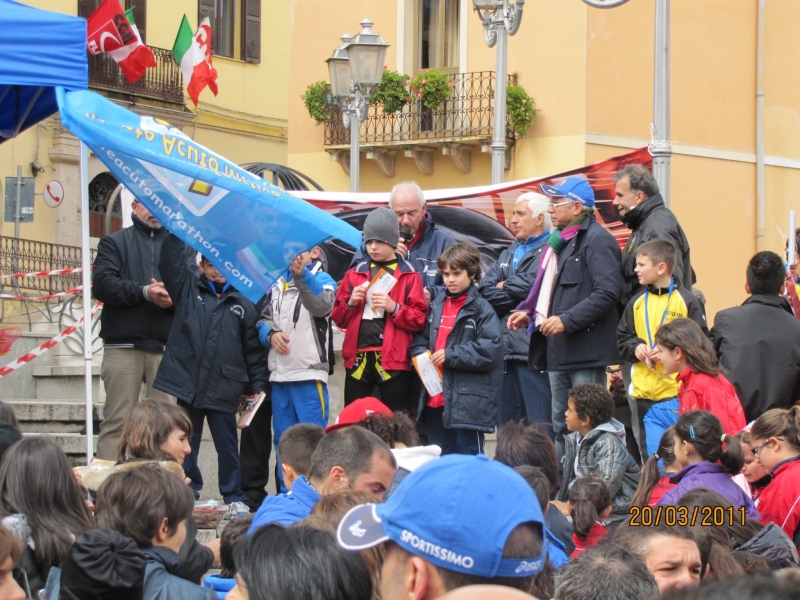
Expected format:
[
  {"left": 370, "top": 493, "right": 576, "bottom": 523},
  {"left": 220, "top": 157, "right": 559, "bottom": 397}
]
[
  {"left": 324, "top": 71, "right": 517, "bottom": 146},
  {"left": 89, "top": 46, "right": 185, "bottom": 104},
  {"left": 0, "top": 237, "right": 96, "bottom": 295}
]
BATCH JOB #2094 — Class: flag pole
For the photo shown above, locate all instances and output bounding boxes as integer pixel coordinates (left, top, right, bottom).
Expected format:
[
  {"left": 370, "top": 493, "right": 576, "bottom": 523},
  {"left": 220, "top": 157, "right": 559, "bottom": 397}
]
[{"left": 80, "top": 141, "right": 94, "bottom": 465}]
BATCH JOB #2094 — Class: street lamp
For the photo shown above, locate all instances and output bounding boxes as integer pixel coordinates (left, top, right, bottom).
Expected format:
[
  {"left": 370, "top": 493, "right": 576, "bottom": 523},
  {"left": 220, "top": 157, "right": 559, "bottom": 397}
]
[
  {"left": 326, "top": 20, "right": 389, "bottom": 193},
  {"left": 473, "top": 0, "right": 524, "bottom": 185}
]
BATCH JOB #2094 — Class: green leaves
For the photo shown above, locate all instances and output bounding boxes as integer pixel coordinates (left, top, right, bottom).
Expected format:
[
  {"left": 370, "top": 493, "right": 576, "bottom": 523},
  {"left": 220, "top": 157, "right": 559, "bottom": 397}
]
[
  {"left": 506, "top": 84, "right": 538, "bottom": 138},
  {"left": 301, "top": 81, "right": 331, "bottom": 126},
  {"left": 408, "top": 69, "right": 453, "bottom": 110},
  {"left": 370, "top": 68, "right": 411, "bottom": 115}
]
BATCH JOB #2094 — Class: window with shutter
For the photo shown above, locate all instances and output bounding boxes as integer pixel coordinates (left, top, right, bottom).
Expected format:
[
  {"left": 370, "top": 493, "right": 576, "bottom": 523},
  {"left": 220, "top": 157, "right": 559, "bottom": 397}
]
[
  {"left": 77, "top": 0, "right": 100, "bottom": 19},
  {"left": 243, "top": 0, "right": 261, "bottom": 64},
  {"left": 199, "top": 0, "right": 218, "bottom": 56},
  {"left": 125, "top": 0, "right": 146, "bottom": 44}
]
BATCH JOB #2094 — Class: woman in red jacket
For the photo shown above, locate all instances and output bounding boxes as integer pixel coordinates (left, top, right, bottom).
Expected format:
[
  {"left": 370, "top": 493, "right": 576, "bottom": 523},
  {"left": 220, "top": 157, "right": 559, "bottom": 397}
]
[
  {"left": 655, "top": 318, "right": 746, "bottom": 435},
  {"left": 750, "top": 406, "right": 800, "bottom": 547}
]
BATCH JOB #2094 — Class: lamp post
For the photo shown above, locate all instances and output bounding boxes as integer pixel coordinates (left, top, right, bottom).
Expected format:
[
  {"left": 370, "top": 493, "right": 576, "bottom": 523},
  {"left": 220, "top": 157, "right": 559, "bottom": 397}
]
[
  {"left": 582, "top": 0, "right": 671, "bottom": 207},
  {"left": 473, "top": 0, "right": 524, "bottom": 185},
  {"left": 326, "top": 20, "right": 389, "bottom": 193}
]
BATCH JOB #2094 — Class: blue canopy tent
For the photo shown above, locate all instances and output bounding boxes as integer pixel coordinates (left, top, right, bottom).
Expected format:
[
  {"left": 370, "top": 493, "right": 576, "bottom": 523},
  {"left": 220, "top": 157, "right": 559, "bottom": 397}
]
[
  {"left": 0, "top": 0, "right": 88, "bottom": 143},
  {"left": 0, "top": 0, "right": 93, "bottom": 463}
]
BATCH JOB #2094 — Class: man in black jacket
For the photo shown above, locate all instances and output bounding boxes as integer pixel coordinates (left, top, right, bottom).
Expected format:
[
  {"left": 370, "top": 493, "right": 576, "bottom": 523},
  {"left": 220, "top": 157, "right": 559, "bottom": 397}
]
[
  {"left": 614, "top": 164, "right": 693, "bottom": 307},
  {"left": 509, "top": 178, "right": 621, "bottom": 464},
  {"left": 480, "top": 192, "right": 553, "bottom": 426},
  {"left": 93, "top": 199, "right": 195, "bottom": 461},
  {"left": 154, "top": 233, "right": 268, "bottom": 504},
  {"left": 712, "top": 251, "right": 800, "bottom": 421}
]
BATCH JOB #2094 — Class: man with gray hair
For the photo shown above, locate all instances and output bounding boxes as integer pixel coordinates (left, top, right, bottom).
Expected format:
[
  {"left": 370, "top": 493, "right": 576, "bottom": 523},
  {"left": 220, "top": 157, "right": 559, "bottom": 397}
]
[
  {"left": 613, "top": 164, "right": 692, "bottom": 307},
  {"left": 553, "top": 543, "right": 659, "bottom": 600},
  {"left": 351, "top": 181, "right": 455, "bottom": 302},
  {"left": 481, "top": 193, "right": 553, "bottom": 425}
]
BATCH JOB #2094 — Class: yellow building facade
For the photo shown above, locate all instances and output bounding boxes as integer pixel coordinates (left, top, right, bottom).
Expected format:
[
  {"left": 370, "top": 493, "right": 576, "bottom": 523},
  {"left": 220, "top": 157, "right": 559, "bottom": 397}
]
[
  {"left": 288, "top": 0, "right": 800, "bottom": 319},
  {"left": 0, "top": 0, "right": 288, "bottom": 249}
]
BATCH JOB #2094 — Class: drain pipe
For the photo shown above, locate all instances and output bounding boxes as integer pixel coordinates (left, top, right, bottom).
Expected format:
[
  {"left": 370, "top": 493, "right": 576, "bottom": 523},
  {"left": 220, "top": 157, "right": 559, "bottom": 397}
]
[{"left": 756, "top": 0, "right": 766, "bottom": 251}]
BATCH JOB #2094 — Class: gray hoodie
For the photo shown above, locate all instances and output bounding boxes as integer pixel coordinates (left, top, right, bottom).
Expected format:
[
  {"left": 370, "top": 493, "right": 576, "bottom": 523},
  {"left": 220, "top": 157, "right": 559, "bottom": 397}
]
[{"left": 558, "top": 418, "right": 641, "bottom": 523}]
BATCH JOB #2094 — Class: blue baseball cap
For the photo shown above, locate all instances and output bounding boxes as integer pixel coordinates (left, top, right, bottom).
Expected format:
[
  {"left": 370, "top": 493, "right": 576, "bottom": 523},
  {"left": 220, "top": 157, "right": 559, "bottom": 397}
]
[
  {"left": 540, "top": 177, "right": 595, "bottom": 207},
  {"left": 336, "top": 454, "right": 547, "bottom": 578}
]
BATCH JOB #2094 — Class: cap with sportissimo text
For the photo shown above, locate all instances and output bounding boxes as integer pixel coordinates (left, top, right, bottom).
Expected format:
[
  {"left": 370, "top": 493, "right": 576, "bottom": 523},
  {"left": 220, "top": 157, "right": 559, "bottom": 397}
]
[{"left": 336, "top": 454, "right": 547, "bottom": 578}]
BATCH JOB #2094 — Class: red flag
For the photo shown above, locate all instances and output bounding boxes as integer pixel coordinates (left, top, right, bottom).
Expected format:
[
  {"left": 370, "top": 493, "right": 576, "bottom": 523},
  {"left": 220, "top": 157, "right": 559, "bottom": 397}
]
[
  {"left": 195, "top": 17, "right": 218, "bottom": 97},
  {"left": 86, "top": 0, "right": 136, "bottom": 56}
]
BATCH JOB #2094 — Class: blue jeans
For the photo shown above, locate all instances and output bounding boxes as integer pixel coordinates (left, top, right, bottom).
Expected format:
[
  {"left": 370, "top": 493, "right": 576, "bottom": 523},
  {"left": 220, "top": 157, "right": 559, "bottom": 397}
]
[
  {"left": 549, "top": 368, "right": 608, "bottom": 467},
  {"left": 179, "top": 400, "right": 245, "bottom": 504},
  {"left": 638, "top": 397, "right": 679, "bottom": 458},
  {"left": 498, "top": 361, "right": 553, "bottom": 428},
  {"left": 272, "top": 380, "right": 329, "bottom": 493},
  {"left": 424, "top": 406, "right": 484, "bottom": 455}
]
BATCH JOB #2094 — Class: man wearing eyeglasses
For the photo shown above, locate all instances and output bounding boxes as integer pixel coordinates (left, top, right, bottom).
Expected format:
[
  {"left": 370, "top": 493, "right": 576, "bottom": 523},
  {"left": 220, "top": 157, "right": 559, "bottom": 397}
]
[{"left": 509, "top": 178, "right": 621, "bottom": 465}]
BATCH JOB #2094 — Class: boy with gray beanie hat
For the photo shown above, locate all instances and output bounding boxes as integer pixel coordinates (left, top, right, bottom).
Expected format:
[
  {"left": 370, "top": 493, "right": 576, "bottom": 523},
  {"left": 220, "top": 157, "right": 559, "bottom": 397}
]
[{"left": 332, "top": 207, "right": 428, "bottom": 412}]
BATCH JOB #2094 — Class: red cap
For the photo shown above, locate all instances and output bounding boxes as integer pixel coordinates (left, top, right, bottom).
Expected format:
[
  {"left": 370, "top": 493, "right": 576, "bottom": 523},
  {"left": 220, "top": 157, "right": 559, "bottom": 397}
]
[{"left": 325, "top": 397, "right": 393, "bottom": 433}]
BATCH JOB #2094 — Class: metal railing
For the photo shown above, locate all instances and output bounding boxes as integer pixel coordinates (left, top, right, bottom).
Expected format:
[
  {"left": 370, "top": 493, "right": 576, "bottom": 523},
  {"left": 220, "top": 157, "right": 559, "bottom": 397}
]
[
  {"left": 89, "top": 46, "right": 185, "bottom": 104},
  {"left": 0, "top": 237, "right": 95, "bottom": 295},
  {"left": 324, "top": 71, "right": 517, "bottom": 146}
]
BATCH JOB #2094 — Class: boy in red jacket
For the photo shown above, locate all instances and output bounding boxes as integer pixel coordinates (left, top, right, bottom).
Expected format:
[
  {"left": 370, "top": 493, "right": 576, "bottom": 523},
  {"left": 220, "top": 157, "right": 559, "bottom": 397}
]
[{"left": 332, "top": 207, "right": 427, "bottom": 412}]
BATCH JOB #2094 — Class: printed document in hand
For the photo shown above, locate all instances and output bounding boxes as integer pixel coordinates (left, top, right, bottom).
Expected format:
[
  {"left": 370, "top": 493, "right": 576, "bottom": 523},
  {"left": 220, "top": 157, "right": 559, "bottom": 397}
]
[
  {"left": 412, "top": 351, "right": 444, "bottom": 397},
  {"left": 362, "top": 269, "right": 398, "bottom": 320}
]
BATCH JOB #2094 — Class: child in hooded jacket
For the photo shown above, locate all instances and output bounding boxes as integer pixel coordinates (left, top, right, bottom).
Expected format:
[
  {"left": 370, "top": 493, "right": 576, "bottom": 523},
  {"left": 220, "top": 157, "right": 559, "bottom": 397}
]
[{"left": 554, "top": 383, "right": 641, "bottom": 523}]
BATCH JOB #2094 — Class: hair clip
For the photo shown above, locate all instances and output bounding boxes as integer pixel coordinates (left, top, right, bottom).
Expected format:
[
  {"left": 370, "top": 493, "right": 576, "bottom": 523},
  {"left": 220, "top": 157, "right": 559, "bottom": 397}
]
[
  {"left": 720, "top": 434, "right": 727, "bottom": 443},
  {"left": 653, "top": 452, "right": 660, "bottom": 460},
  {"left": 689, "top": 425, "right": 696, "bottom": 439}
]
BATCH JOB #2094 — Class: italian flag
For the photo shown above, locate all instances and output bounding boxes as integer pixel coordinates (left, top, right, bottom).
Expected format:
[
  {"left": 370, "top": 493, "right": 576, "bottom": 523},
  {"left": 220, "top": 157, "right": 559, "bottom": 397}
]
[{"left": 173, "top": 15, "right": 219, "bottom": 106}]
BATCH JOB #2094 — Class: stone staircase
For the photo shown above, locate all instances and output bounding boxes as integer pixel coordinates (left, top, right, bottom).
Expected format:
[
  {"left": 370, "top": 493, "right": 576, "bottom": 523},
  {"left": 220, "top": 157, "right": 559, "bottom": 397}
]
[{"left": 0, "top": 328, "right": 103, "bottom": 466}]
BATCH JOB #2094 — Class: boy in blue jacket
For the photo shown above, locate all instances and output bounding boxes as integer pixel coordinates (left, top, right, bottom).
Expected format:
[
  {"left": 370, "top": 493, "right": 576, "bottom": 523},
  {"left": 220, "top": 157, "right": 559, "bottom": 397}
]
[{"left": 410, "top": 242, "right": 503, "bottom": 455}]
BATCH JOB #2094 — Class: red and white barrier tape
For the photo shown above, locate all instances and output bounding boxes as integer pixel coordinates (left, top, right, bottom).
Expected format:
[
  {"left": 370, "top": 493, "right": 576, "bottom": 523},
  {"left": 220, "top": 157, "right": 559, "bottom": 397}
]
[
  {"left": 0, "top": 302, "right": 102, "bottom": 378},
  {"left": 0, "top": 286, "right": 84, "bottom": 302},
  {"left": 0, "top": 268, "right": 88, "bottom": 279}
]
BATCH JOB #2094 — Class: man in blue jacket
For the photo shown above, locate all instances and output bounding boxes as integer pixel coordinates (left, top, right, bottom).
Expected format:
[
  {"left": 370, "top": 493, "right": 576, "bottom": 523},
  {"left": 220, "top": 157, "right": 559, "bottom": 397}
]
[
  {"left": 249, "top": 427, "right": 396, "bottom": 533},
  {"left": 481, "top": 192, "right": 553, "bottom": 426},
  {"left": 154, "top": 233, "right": 268, "bottom": 505},
  {"left": 350, "top": 181, "right": 455, "bottom": 303},
  {"left": 509, "top": 178, "right": 621, "bottom": 465}
]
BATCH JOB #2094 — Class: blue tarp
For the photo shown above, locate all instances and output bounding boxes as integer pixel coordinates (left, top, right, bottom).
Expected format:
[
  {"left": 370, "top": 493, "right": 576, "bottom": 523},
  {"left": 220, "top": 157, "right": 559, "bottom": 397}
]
[
  {"left": 0, "top": 0, "right": 88, "bottom": 143},
  {"left": 57, "top": 88, "right": 362, "bottom": 304}
]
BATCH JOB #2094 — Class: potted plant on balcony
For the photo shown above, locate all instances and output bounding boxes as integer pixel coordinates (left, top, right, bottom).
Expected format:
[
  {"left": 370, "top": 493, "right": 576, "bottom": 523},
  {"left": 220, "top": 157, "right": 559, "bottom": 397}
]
[
  {"left": 370, "top": 68, "right": 411, "bottom": 115},
  {"left": 408, "top": 69, "right": 453, "bottom": 110},
  {"left": 506, "top": 83, "right": 538, "bottom": 138},
  {"left": 302, "top": 81, "right": 332, "bottom": 125}
]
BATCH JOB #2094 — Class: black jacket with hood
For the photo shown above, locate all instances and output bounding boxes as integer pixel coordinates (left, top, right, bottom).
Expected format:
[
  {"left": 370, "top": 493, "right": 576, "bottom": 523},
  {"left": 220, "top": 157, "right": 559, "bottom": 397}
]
[
  {"left": 479, "top": 238, "right": 548, "bottom": 362},
  {"left": 619, "top": 193, "right": 693, "bottom": 308},
  {"left": 410, "top": 285, "right": 503, "bottom": 432},
  {"left": 711, "top": 294, "right": 800, "bottom": 421},
  {"left": 92, "top": 215, "right": 197, "bottom": 350},
  {"left": 153, "top": 233, "right": 268, "bottom": 413}
]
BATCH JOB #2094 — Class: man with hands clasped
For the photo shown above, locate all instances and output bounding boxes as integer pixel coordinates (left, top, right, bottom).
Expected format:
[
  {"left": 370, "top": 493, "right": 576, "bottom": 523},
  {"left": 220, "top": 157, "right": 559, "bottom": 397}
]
[{"left": 257, "top": 246, "right": 337, "bottom": 493}]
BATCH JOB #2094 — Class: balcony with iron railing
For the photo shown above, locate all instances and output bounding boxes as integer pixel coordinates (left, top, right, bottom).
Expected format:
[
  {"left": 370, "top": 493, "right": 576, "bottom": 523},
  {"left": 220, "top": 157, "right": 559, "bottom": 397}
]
[
  {"left": 88, "top": 46, "right": 185, "bottom": 106},
  {"left": 323, "top": 71, "right": 517, "bottom": 175}
]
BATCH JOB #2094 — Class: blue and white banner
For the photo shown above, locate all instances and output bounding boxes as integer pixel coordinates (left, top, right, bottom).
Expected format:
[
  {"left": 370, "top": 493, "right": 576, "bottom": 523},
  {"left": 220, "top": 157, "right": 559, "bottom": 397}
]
[{"left": 56, "top": 88, "right": 361, "bottom": 304}]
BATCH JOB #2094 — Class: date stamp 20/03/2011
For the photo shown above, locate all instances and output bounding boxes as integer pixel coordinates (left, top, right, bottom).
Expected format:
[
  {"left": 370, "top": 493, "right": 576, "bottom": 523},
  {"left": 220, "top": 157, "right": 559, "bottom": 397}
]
[{"left": 629, "top": 505, "right": 747, "bottom": 527}]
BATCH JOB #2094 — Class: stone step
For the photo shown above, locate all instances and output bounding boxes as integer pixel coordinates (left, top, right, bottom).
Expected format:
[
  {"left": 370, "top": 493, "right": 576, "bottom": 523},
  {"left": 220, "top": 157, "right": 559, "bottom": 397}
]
[
  {"left": 9, "top": 400, "right": 104, "bottom": 420},
  {"left": 30, "top": 366, "right": 102, "bottom": 401}
]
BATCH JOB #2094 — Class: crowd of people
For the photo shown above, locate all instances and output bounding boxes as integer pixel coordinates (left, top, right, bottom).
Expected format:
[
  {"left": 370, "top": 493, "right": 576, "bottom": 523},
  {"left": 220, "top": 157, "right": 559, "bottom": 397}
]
[{"left": 1, "top": 165, "right": 799, "bottom": 598}]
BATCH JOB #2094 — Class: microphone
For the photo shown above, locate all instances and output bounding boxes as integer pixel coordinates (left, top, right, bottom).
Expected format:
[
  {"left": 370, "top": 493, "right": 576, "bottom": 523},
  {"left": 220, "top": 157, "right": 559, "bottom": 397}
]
[{"left": 399, "top": 226, "right": 413, "bottom": 245}]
